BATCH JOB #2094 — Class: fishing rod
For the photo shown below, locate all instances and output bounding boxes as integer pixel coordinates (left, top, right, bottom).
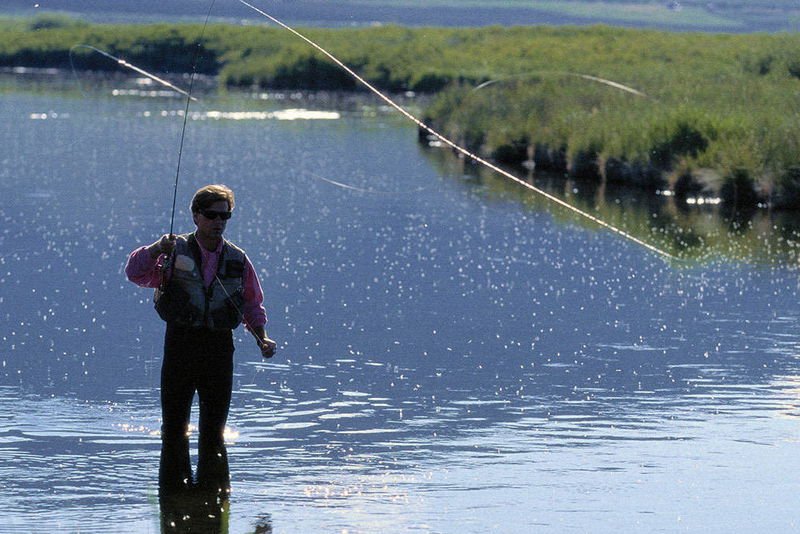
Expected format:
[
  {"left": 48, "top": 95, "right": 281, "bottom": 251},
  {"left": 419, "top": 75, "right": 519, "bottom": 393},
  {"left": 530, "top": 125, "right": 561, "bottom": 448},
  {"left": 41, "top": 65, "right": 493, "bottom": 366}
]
[
  {"left": 151, "top": 0, "right": 218, "bottom": 344},
  {"left": 163, "top": 0, "right": 273, "bottom": 355},
  {"left": 235, "top": 0, "right": 676, "bottom": 261},
  {"left": 71, "top": 5, "right": 216, "bottom": 235},
  {"left": 170, "top": 0, "right": 218, "bottom": 237}
]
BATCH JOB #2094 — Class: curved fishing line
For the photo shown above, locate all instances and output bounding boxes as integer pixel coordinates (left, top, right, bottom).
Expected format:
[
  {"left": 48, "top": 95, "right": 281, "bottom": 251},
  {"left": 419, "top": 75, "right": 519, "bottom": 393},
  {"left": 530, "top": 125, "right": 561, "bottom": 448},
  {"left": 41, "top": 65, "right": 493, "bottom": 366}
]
[
  {"left": 237, "top": 0, "right": 675, "bottom": 261},
  {"left": 69, "top": 44, "right": 198, "bottom": 101},
  {"left": 301, "top": 169, "right": 429, "bottom": 195},
  {"left": 474, "top": 71, "right": 648, "bottom": 98},
  {"left": 170, "top": 0, "right": 219, "bottom": 237}
]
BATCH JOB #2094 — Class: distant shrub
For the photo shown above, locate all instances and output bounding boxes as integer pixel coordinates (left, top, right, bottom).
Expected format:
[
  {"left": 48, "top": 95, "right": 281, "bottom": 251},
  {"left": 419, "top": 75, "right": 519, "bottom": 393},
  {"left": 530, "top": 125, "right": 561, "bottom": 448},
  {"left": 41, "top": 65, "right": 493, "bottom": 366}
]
[
  {"left": 628, "top": 160, "right": 665, "bottom": 189},
  {"left": 672, "top": 168, "right": 703, "bottom": 200},
  {"left": 271, "top": 54, "right": 357, "bottom": 90},
  {"left": 606, "top": 157, "right": 664, "bottom": 189},
  {"left": 533, "top": 143, "right": 567, "bottom": 174},
  {"left": 788, "top": 60, "right": 800, "bottom": 80},
  {"left": 650, "top": 121, "right": 709, "bottom": 169},
  {"left": 604, "top": 157, "right": 632, "bottom": 184},
  {"left": 741, "top": 53, "right": 774, "bottom": 75},
  {"left": 28, "top": 13, "right": 88, "bottom": 31},
  {"left": 411, "top": 72, "right": 452, "bottom": 93}
]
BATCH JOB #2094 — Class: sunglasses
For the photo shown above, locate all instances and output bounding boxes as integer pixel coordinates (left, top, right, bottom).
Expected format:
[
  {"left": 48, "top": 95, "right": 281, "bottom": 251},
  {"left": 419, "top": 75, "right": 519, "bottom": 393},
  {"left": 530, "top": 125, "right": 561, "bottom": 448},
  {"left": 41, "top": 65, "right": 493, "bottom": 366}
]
[{"left": 200, "top": 209, "right": 232, "bottom": 220}]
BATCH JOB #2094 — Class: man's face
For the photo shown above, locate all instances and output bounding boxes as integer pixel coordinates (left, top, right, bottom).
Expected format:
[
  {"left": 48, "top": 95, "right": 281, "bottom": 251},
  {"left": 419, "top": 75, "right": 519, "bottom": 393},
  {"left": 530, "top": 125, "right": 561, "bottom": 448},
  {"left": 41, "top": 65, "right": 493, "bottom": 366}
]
[{"left": 193, "top": 199, "right": 230, "bottom": 244}]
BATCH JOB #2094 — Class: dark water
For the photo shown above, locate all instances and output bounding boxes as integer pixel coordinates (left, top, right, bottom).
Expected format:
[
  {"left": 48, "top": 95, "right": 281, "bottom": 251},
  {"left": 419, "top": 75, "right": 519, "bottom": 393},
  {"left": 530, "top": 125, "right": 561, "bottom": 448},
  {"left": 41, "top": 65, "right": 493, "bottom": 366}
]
[
  {"left": 2, "top": 72, "right": 800, "bottom": 533},
  {"left": 2, "top": 0, "right": 794, "bottom": 32}
]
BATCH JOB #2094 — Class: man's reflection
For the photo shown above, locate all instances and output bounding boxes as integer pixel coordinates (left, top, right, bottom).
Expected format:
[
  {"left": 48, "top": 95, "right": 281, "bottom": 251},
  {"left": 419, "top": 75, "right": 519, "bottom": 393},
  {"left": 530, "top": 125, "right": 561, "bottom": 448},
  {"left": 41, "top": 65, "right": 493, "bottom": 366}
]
[
  {"left": 159, "top": 485, "right": 230, "bottom": 534},
  {"left": 159, "top": 485, "right": 275, "bottom": 534}
]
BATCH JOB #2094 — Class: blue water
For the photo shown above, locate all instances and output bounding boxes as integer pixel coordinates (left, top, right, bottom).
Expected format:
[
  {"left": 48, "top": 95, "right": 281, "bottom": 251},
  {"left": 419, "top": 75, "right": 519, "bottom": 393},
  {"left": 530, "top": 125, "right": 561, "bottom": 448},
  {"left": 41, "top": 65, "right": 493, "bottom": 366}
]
[{"left": 2, "top": 72, "right": 800, "bottom": 532}]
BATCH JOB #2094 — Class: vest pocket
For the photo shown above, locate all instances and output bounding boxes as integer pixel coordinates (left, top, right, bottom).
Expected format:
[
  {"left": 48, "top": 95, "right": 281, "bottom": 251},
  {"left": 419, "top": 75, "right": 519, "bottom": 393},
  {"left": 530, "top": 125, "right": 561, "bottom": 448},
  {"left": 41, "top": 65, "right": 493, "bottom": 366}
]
[
  {"left": 224, "top": 260, "right": 244, "bottom": 279},
  {"left": 210, "top": 287, "right": 244, "bottom": 329},
  {"left": 155, "top": 284, "right": 195, "bottom": 324}
]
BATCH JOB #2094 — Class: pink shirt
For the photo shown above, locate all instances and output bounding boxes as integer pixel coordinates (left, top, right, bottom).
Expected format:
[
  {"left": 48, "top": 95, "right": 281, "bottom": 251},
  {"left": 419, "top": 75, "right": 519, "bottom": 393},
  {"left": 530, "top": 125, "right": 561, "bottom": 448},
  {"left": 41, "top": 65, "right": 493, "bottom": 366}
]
[{"left": 125, "top": 237, "right": 267, "bottom": 328}]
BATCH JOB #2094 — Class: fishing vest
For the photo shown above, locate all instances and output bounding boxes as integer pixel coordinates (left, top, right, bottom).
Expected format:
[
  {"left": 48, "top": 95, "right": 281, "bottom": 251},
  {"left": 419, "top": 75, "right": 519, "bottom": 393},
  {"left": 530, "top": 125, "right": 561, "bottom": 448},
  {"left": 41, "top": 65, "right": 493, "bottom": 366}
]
[{"left": 154, "top": 233, "right": 246, "bottom": 330}]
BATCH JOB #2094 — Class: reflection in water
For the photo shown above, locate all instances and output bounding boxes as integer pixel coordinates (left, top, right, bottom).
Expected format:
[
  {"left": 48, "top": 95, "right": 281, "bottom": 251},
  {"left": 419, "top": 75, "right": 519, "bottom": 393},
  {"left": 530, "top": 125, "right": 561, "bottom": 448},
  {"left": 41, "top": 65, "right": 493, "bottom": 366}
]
[
  {"left": 160, "top": 487, "right": 230, "bottom": 534},
  {"left": 719, "top": 202, "right": 757, "bottom": 234},
  {"left": 421, "top": 147, "right": 800, "bottom": 263}
]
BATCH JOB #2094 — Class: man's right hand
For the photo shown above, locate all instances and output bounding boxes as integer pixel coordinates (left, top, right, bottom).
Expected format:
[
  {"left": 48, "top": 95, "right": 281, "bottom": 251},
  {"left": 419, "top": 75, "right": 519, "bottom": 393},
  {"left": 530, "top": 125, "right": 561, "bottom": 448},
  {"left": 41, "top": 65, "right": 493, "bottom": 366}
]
[
  {"left": 259, "top": 337, "right": 277, "bottom": 359},
  {"left": 149, "top": 234, "right": 176, "bottom": 258}
]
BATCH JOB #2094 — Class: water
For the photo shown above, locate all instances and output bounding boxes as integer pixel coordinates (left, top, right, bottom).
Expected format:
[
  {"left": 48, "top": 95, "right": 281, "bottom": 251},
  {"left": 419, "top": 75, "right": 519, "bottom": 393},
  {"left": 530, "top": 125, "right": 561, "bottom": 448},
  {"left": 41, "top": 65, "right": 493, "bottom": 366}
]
[{"left": 2, "top": 71, "right": 800, "bottom": 533}]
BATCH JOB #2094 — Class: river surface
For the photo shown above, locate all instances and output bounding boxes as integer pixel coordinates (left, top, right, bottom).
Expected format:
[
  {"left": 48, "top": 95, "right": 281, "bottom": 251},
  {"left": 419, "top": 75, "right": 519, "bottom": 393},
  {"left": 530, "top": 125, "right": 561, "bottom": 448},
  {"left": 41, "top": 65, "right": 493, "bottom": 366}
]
[{"left": 2, "top": 71, "right": 800, "bottom": 533}]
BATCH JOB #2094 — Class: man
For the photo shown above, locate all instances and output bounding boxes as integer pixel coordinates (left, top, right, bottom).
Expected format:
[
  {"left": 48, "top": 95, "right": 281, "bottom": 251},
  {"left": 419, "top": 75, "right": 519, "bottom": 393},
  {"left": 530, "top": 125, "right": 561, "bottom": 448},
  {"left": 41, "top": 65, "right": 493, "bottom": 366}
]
[{"left": 125, "top": 184, "right": 276, "bottom": 496}]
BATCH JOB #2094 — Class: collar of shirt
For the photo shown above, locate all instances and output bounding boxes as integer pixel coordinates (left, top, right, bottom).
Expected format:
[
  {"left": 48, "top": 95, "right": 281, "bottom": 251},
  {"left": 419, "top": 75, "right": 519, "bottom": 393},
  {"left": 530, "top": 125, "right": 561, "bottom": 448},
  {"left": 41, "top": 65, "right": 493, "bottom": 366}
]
[{"left": 197, "top": 237, "right": 224, "bottom": 287}]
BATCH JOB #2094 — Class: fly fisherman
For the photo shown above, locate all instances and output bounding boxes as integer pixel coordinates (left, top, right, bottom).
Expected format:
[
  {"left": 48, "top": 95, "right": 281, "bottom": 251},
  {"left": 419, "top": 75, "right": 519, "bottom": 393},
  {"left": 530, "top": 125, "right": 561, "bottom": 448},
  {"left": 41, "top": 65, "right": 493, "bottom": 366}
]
[{"left": 125, "top": 184, "right": 276, "bottom": 496}]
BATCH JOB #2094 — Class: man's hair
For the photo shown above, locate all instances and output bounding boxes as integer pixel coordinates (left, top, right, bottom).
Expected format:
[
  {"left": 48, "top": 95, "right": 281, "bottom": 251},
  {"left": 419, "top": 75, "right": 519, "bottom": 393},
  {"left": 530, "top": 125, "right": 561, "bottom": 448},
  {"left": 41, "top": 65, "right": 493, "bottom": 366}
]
[{"left": 190, "top": 184, "right": 235, "bottom": 213}]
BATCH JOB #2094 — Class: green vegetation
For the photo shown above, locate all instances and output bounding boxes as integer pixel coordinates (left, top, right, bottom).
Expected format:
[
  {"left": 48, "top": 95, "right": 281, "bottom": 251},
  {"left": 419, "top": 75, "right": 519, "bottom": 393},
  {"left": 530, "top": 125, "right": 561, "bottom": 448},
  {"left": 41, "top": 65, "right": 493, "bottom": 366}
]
[
  {"left": 1, "top": 17, "right": 798, "bottom": 207},
  {"left": 0, "top": 13, "right": 89, "bottom": 32},
  {"left": 418, "top": 27, "right": 800, "bottom": 207},
  {"left": 0, "top": 15, "right": 28, "bottom": 32}
]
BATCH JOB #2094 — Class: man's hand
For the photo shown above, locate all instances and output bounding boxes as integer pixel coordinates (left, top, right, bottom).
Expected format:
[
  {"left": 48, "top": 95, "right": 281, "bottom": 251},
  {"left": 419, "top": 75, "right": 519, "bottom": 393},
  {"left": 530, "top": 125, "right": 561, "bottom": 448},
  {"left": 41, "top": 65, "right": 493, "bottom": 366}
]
[
  {"left": 149, "top": 234, "right": 176, "bottom": 258},
  {"left": 258, "top": 336, "right": 277, "bottom": 359}
]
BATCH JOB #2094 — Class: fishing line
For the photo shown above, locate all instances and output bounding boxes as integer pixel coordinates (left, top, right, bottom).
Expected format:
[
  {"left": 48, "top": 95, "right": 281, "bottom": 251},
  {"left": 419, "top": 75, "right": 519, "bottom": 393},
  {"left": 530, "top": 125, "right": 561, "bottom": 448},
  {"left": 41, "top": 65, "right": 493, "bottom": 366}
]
[
  {"left": 69, "top": 44, "right": 198, "bottom": 101},
  {"left": 236, "top": 0, "right": 676, "bottom": 261},
  {"left": 213, "top": 273, "right": 274, "bottom": 355},
  {"left": 473, "top": 71, "right": 648, "bottom": 98},
  {"left": 300, "top": 169, "right": 429, "bottom": 195}
]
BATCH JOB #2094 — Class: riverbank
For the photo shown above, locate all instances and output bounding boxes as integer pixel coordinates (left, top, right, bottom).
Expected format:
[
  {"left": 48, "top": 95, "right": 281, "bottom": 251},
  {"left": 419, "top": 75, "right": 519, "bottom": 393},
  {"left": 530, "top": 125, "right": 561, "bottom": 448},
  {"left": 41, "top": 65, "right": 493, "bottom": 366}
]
[{"left": 2, "top": 16, "right": 799, "bottom": 209}]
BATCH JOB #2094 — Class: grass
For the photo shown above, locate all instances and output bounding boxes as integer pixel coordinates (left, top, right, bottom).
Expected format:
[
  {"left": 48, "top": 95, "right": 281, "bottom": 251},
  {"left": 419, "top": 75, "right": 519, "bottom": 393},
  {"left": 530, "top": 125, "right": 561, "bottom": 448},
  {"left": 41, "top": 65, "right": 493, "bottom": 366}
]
[{"left": 0, "top": 15, "right": 29, "bottom": 32}]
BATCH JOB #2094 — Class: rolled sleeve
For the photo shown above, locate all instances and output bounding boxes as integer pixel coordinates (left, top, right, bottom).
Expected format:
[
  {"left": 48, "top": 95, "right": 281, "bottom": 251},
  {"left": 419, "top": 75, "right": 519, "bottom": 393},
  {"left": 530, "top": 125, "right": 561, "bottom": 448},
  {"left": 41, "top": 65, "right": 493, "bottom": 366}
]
[
  {"left": 125, "top": 246, "right": 163, "bottom": 288},
  {"left": 242, "top": 256, "right": 267, "bottom": 328}
]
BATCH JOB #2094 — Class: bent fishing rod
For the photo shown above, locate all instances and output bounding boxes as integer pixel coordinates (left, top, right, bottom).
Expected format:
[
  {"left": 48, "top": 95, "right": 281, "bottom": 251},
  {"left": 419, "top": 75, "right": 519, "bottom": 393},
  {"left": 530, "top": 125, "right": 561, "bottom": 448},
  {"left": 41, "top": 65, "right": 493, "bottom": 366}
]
[{"left": 169, "top": 0, "right": 218, "bottom": 237}]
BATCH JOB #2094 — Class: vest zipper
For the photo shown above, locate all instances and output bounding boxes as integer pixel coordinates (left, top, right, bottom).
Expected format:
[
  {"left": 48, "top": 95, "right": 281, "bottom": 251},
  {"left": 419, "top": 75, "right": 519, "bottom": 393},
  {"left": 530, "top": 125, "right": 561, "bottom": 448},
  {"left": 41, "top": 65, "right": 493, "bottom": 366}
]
[{"left": 203, "top": 284, "right": 213, "bottom": 326}]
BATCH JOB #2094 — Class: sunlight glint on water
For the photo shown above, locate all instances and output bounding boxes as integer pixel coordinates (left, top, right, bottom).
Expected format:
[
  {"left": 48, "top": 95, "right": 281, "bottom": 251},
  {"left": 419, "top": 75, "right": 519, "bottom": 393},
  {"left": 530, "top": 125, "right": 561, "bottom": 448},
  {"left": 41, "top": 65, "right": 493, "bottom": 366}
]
[{"left": 1, "top": 72, "right": 800, "bottom": 532}]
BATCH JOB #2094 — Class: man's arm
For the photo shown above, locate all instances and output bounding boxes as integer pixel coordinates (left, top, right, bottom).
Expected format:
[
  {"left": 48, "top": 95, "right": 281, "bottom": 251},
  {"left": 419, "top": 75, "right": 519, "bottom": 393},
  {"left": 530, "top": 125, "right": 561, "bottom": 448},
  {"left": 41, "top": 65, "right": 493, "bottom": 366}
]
[
  {"left": 125, "top": 235, "right": 175, "bottom": 288},
  {"left": 241, "top": 256, "right": 276, "bottom": 358}
]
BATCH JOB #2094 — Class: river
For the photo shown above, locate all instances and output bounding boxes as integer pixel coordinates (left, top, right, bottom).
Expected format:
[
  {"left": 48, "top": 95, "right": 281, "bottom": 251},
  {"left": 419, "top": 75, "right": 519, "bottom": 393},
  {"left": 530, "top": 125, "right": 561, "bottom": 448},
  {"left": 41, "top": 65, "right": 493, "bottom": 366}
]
[{"left": 1, "top": 70, "right": 800, "bottom": 533}]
